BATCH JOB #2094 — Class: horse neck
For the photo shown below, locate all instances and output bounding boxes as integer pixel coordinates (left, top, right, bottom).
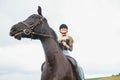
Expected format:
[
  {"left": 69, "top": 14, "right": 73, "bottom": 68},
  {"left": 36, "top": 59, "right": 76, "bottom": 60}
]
[{"left": 40, "top": 37, "right": 64, "bottom": 65}]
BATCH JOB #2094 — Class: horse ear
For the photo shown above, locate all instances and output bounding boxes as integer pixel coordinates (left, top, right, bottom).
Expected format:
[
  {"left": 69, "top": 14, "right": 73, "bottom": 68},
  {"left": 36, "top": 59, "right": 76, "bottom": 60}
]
[{"left": 37, "top": 6, "right": 42, "bottom": 16}]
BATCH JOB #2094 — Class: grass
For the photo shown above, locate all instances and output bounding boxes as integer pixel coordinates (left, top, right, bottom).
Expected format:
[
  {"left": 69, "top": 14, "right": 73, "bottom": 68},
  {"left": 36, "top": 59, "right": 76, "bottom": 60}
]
[
  {"left": 85, "top": 77, "right": 101, "bottom": 80},
  {"left": 85, "top": 75, "right": 120, "bottom": 80}
]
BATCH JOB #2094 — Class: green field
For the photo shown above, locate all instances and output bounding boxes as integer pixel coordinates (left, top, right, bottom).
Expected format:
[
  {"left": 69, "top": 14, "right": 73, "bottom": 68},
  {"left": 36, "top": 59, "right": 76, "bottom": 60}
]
[{"left": 86, "top": 75, "right": 120, "bottom": 80}]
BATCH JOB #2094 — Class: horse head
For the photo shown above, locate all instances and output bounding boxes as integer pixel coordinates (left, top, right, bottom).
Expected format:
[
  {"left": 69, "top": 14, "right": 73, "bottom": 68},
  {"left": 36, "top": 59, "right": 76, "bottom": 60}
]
[{"left": 10, "top": 6, "right": 57, "bottom": 41}]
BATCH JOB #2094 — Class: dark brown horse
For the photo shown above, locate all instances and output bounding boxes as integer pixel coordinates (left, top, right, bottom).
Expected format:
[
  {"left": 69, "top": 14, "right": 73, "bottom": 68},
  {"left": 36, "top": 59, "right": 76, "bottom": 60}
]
[{"left": 10, "top": 6, "right": 84, "bottom": 80}]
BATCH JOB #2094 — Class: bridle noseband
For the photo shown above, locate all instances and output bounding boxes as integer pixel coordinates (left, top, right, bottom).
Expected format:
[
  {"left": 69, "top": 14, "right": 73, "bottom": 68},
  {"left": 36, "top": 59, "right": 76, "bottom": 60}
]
[{"left": 20, "top": 15, "right": 53, "bottom": 38}]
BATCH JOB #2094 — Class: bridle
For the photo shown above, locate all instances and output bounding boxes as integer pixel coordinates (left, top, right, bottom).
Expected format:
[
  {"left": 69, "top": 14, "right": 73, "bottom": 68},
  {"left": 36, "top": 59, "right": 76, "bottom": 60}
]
[{"left": 20, "top": 15, "right": 53, "bottom": 38}]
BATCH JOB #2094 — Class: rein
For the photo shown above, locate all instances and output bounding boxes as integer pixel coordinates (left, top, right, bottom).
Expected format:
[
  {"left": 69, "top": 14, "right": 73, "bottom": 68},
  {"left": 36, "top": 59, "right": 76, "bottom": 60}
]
[{"left": 20, "top": 16, "right": 53, "bottom": 38}]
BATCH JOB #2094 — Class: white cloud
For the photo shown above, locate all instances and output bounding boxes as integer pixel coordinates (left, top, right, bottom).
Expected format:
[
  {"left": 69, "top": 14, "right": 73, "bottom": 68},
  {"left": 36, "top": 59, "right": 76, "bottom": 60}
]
[
  {"left": 0, "top": 43, "right": 44, "bottom": 72},
  {"left": 0, "top": 73, "right": 40, "bottom": 80},
  {"left": 0, "top": 43, "right": 43, "bottom": 80}
]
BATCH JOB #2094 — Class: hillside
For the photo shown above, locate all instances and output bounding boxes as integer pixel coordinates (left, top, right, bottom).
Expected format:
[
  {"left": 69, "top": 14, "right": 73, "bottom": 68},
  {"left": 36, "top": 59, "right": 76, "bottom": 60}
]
[{"left": 86, "top": 75, "right": 120, "bottom": 80}]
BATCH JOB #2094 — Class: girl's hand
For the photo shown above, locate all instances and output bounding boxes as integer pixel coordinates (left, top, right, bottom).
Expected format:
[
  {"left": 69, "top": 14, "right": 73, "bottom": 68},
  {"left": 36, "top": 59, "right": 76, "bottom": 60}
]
[{"left": 62, "top": 41, "right": 67, "bottom": 46}]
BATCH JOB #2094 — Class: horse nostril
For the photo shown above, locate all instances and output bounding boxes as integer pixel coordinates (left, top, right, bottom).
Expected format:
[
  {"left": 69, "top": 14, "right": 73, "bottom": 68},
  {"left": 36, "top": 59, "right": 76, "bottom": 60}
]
[
  {"left": 10, "top": 30, "right": 14, "bottom": 36},
  {"left": 9, "top": 28, "right": 15, "bottom": 36},
  {"left": 11, "top": 27, "right": 16, "bottom": 32}
]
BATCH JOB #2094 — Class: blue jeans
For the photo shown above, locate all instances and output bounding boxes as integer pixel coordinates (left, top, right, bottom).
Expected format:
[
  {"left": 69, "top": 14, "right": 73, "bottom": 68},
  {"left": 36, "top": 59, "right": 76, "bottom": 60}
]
[
  {"left": 78, "top": 66, "right": 85, "bottom": 80},
  {"left": 63, "top": 50, "right": 70, "bottom": 56}
]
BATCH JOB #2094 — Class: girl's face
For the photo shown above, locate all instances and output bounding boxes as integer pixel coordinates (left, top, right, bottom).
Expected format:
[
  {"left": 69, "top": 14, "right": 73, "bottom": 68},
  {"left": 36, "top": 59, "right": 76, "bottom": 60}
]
[{"left": 60, "top": 28, "right": 68, "bottom": 34}]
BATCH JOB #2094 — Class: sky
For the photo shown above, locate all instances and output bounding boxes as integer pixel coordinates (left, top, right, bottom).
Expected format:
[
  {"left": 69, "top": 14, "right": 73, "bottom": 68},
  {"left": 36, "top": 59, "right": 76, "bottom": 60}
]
[{"left": 0, "top": 0, "right": 120, "bottom": 79}]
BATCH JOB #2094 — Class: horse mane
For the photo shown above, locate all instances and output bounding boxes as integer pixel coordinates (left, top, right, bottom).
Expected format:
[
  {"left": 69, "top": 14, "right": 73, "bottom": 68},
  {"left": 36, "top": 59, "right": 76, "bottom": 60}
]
[
  {"left": 41, "top": 17, "right": 59, "bottom": 44},
  {"left": 49, "top": 27, "right": 59, "bottom": 45}
]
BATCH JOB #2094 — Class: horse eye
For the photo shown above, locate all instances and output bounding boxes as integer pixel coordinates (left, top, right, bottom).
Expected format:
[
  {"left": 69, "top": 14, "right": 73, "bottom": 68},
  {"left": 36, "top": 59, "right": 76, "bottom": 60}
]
[
  {"left": 31, "top": 16, "right": 35, "bottom": 18},
  {"left": 43, "top": 18, "right": 47, "bottom": 21},
  {"left": 29, "top": 22, "right": 33, "bottom": 25}
]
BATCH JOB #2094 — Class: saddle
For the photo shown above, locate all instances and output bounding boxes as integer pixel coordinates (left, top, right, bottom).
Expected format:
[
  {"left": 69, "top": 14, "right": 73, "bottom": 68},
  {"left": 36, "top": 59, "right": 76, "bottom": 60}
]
[
  {"left": 66, "top": 56, "right": 78, "bottom": 72},
  {"left": 66, "top": 56, "right": 82, "bottom": 80}
]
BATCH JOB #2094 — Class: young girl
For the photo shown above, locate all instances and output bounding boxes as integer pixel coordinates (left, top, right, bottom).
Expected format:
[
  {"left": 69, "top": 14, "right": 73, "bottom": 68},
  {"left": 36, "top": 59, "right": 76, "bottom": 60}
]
[
  {"left": 58, "top": 24, "right": 85, "bottom": 80},
  {"left": 58, "top": 24, "right": 74, "bottom": 56}
]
